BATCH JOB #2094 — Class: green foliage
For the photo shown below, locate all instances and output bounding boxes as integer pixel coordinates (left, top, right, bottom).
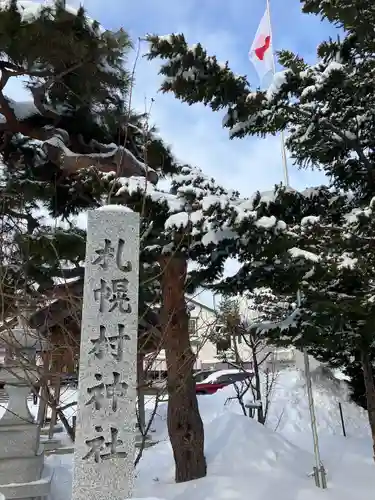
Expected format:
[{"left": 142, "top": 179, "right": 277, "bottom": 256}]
[
  {"left": 146, "top": 34, "right": 254, "bottom": 131},
  {"left": 0, "top": 2, "right": 178, "bottom": 320},
  {"left": 217, "top": 296, "right": 240, "bottom": 330},
  {"left": 0, "top": 0, "right": 131, "bottom": 119},
  {"left": 147, "top": 1, "right": 375, "bottom": 201},
  {"left": 277, "top": 50, "right": 308, "bottom": 73},
  {"left": 343, "top": 362, "right": 369, "bottom": 410},
  {"left": 302, "top": 0, "right": 375, "bottom": 47}
]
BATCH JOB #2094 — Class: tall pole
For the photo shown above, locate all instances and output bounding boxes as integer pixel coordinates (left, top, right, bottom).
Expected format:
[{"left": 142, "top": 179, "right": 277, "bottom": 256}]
[
  {"left": 266, "top": 0, "right": 326, "bottom": 488},
  {"left": 297, "top": 291, "right": 326, "bottom": 487},
  {"left": 266, "top": 0, "right": 289, "bottom": 187}
]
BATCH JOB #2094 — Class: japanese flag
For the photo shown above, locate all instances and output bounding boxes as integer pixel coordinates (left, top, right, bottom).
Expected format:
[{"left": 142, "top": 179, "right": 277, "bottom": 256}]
[{"left": 249, "top": 8, "right": 274, "bottom": 82}]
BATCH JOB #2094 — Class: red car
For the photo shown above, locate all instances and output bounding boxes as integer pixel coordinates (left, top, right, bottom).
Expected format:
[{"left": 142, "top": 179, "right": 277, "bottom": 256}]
[{"left": 195, "top": 369, "right": 253, "bottom": 395}]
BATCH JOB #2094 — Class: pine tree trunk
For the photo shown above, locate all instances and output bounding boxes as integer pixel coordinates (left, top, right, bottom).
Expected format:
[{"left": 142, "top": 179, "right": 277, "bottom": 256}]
[
  {"left": 159, "top": 255, "right": 207, "bottom": 483},
  {"left": 360, "top": 348, "right": 375, "bottom": 461}
]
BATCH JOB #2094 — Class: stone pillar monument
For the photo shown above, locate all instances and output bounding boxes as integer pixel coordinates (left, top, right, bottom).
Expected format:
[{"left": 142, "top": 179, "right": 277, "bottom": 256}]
[
  {"left": 0, "top": 317, "right": 53, "bottom": 499},
  {"left": 72, "top": 207, "right": 140, "bottom": 500}
]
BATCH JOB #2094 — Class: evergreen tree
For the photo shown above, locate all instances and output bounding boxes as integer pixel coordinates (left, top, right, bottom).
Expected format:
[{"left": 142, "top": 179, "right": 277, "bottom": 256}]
[
  {"left": 107, "top": 164, "right": 242, "bottom": 481},
  {"left": 146, "top": 0, "right": 375, "bottom": 201},
  {"left": 0, "top": 0, "right": 165, "bottom": 309},
  {"left": 0, "top": 1, "right": 250, "bottom": 481},
  {"left": 0, "top": 1, "right": 182, "bottom": 312},
  {"left": 198, "top": 184, "right": 375, "bottom": 456},
  {"left": 145, "top": 0, "right": 375, "bottom": 457},
  {"left": 0, "top": 1, "right": 209, "bottom": 482}
]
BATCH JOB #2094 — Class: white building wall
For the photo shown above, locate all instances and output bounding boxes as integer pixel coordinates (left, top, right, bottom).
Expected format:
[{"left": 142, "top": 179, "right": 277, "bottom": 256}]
[
  {"left": 145, "top": 298, "right": 298, "bottom": 376},
  {"left": 144, "top": 299, "right": 219, "bottom": 374}
]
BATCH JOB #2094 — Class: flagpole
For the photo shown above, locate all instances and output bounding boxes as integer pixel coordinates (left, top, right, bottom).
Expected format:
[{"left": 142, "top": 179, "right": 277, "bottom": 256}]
[
  {"left": 265, "top": 0, "right": 326, "bottom": 489},
  {"left": 265, "top": 0, "right": 290, "bottom": 187}
]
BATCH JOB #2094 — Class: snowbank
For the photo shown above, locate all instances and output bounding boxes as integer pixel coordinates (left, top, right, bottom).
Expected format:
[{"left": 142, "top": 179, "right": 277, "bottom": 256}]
[
  {"left": 136, "top": 411, "right": 374, "bottom": 500},
  {"left": 136, "top": 413, "right": 314, "bottom": 499},
  {"left": 49, "top": 408, "right": 374, "bottom": 500},
  {"left": 134, "top": 368, "right": 373, "bottom": 500},
  {"left": 265, "top": 369, "right": 369, "bottom": 441},
  {"left": 2, "top": 369, "right": 373, "bottom": 500},
  {"left": 145, "top": 368, "right": 369, "bottom": 445}
]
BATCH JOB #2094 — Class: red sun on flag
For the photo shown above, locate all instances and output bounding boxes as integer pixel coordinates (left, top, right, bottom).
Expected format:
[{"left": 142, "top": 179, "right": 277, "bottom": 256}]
[{"left": 254, "top": 35, "right": 271, "bottom": 61}]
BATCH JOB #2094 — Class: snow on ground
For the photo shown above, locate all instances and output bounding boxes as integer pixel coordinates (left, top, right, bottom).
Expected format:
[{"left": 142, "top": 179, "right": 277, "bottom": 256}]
[
  {"left": 135, "top": 412, "right": 374, "bottom": 500},
  {"left": 145, "top": 368, "right": 369, "bottom": 444},
  {"left": 1, "top": 369, "right": 374, "bottom": 500},
  {"left": 135, "top": 368, "right": 374, "bottom": 500}
]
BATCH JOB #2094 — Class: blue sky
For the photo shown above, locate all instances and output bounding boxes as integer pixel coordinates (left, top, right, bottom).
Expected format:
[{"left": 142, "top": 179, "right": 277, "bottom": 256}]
[
  {"left": 75, "top": 0, "right": 337, "bottom": 194},
  {"left": 7, "top": 0, "right": 339, "bottom": 197},
  {"left": 92, "top": 0, "right": 335, "bottom": 195},
  {"left": 5, "top": 1, "right": 340, "bottom": 306}
]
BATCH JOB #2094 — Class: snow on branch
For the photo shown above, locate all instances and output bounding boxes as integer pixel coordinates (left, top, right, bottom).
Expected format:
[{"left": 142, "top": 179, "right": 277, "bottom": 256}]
[
  {"left": 288, "top": 247, "right": 320, "bottom": 263},
  {"left": 3, "top": 1, "right": 100, "bottom": 31},
  {"left": 247, "top": 307, "right": 301, "bottom": 337},
  {"left": 147, "top": 29, "right": 374, "bottom": 194},
  {"left": 0, "top": 1, "right": 157, "bottom": 183},
  {"left": 42, "top": 132, "right": 157, "bottom": 181}
]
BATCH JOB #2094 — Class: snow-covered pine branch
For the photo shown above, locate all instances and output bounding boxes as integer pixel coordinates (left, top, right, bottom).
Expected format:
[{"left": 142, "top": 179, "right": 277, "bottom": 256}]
[
  {"left": 147, "top": 26, "right": 375, "bottom": 200},
  {"left": 0, "top": 1, "right": 158, "bottom": 183}
]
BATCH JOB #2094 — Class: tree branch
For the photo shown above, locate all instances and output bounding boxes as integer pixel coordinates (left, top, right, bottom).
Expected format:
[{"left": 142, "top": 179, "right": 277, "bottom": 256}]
[
  {"left": 42, "top": 133, "right": 158, "bottom": 182},
  {"left": 0, "top": 59, "right": 159, "bottom": 183},
  {"left": 6, "top": 209, "right": 39, "bottom": 232},
  {"left": 285, "top": 104, "right": 372, "bottom": 171},
  {"left": 29, "top": 59, "right": 88, "bottom": 120}
]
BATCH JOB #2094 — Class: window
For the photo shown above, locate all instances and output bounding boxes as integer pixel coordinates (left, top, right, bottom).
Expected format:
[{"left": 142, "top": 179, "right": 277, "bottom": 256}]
[
  {"left": 194, "top": 370, "right": 215, "bottom": 383},
  {"left": 188, "top": 319, "right": 197, "bottom": 336},
  {"left": 215, "top": 374, "right": 233, "bottom": 384},
  {"left": 230, "top": 372, "right": 251, "bottom": 383},
  {"left": 216, "top": 372, "right": 251, "bottom": 384}
]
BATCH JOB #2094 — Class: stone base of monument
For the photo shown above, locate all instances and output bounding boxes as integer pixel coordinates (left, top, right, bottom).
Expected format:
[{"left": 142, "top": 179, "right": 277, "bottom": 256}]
[
  {"left": 0, "top": 424, "right": 40, "bottom": 458},
  {"left": 0, "top": 450, "right": 44, "bottom": 484},
  {"left": 0, "top": 463, "right": 53, "bottom": 500},
  {"left": 40, "top": 437, "right": 63, "bottom": 452},
  {"left": 40, "top": 424, "right": 64, "bottom": 435}
]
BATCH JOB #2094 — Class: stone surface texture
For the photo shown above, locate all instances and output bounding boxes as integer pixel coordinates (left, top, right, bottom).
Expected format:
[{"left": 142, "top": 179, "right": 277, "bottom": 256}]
[
  {"left": 0, "top": 464, "right": 53, "bottom": 500},
  {"left": 0, "top": 425, "right": 40, "bottom": 459},
  {"left": 72, "top": 209, "right": 139, "bottom": 500},
  {"left": 0, "top": 324, "right": 52, "bottom": 500},
  {"left": 0, "top": 452, "right": 44, "bottom": 484},
  {"left": 0, "top": 384, "right": 35, "bottom": 425}
]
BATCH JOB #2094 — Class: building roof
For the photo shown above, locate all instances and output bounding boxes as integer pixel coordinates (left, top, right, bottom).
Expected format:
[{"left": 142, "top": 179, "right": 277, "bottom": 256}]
[{"left": 187, "top": 296, "right": 216, "bottom": 314}]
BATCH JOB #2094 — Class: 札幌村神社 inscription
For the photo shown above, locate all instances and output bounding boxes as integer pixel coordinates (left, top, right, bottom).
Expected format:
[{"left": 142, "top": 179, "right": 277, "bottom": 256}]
[{"left": 72, "top": 208, "right": 139, "bottom": 500}]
